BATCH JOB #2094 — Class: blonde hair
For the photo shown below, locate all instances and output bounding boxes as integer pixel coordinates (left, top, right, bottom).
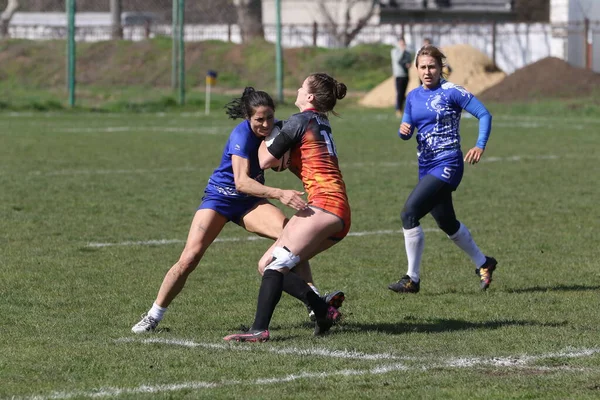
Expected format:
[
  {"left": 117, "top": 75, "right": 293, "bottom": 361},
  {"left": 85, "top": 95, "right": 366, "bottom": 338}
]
[{"left": 415, "top": 45, "right": 450, "bottom": 79}]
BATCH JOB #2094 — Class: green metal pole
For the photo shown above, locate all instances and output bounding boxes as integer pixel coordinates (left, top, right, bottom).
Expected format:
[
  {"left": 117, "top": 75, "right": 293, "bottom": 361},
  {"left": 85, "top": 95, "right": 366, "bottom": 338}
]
[
  {"left": 178, "top": 0, "right": 185, "bottom": 105},
  {"left": 275, "top": 0, "right": 283, "bottom": 103},
  {"left": 171, "top": 0, "right": 178, "bottom": 89},
  {"left": 66, "top": 0, "right": 76, "bottom": 107}
]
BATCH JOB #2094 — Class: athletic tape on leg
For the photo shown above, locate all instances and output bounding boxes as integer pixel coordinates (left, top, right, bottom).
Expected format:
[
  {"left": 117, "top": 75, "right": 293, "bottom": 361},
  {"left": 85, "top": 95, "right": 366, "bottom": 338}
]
[{"left": 265, "top": 246, "right": 300, "bottom": 271}]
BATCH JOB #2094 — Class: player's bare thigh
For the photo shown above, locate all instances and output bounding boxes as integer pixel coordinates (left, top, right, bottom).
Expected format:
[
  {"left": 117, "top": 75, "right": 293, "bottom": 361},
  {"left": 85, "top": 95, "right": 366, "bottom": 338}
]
[
  {"left": 274, "top": 207, "right": 343, "bottom": 260},
  {"left": 240, "top": 199, "right": 287, "bottom": 240}
]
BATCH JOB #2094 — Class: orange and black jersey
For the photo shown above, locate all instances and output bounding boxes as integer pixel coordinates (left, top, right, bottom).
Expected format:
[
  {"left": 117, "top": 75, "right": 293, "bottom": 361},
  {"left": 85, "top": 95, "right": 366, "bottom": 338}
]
[{"left": 267, "top": 110, "right": 348, "bottom": 204}]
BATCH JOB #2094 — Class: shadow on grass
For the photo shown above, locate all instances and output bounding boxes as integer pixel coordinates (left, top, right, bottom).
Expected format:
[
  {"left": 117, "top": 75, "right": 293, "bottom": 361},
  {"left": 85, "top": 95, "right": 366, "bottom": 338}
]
[
  {"left": 505, "top": 285, "right": 600, "bottom": 293},
  {"left": 336, "top": 318, "right": 566, "bottom": 335}
]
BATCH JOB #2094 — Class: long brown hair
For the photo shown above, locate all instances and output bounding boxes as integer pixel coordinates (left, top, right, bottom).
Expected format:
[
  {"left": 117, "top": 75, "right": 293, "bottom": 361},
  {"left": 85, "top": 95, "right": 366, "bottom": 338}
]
[{"left": 306, "top": 73, "right": 347, "bottom": 116}]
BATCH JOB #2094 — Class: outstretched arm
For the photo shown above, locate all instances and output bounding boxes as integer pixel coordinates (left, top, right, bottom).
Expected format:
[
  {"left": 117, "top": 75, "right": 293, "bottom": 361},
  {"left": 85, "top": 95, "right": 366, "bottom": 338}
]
[
  {"left": 463, "top": 96, "right": 492, "bottom": 164},
  {"left": 232, "top": 155, "right": 307, "bottom": 210}
]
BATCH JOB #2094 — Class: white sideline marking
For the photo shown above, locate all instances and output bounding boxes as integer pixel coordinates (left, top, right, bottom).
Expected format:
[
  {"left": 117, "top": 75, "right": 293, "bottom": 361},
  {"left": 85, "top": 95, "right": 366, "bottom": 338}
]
[
  {"left": 20, "top": 346, "right": 600, "bottom": 399},
  {"left": 53, "top": 126, "right": 225, "bottom": 134},
  {"left": 117, "top": 337, "right": 410, "bottom": 361},
  {"left": 124, "top": 337, "right": 600, "bottom": 366},
  {"left": 11, "top": 153, "right": 568, "bottom": 178},
  {"left": 86, "top": 228, "right": 441, "bottom": 248},
  {"left": 29, "top": 166, "right": 204, "bottom": 177},
  {"left": 22, "top": 364, "right": 410, "bottom": 400}
]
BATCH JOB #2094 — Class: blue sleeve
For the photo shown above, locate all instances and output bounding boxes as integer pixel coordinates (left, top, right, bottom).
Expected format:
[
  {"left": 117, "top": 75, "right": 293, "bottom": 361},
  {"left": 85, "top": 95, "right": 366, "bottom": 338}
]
[
  {"left": 398, "top": 93, "right": 414, "bottom": 140},
  {"left": 228, "top": 121, "right": 253, "bottom": 159},
  {"left": 464, "top": 96, "right": 492, "bottom": 149}
]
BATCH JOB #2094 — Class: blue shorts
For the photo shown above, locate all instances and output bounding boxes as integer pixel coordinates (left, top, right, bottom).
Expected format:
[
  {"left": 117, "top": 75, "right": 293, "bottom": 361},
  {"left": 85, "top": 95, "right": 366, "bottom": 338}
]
[
  {"left": 198, "top": 187, "right": 263, "bottom": 225},
  {"left": 419, "top": 157, "right": 464, "bottom": 188}
]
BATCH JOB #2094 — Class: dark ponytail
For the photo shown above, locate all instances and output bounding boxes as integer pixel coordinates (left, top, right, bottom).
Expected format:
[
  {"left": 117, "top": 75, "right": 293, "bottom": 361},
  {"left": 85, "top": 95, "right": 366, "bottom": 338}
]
[{"left": 225, "top": 87, "right": 275, "bottom": 119}]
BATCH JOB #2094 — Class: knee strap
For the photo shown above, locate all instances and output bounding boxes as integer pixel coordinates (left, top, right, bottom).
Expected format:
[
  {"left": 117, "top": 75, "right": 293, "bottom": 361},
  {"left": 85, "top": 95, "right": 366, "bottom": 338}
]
[{"left": 265, "top": 246, "right": 300, "bottom": 271}]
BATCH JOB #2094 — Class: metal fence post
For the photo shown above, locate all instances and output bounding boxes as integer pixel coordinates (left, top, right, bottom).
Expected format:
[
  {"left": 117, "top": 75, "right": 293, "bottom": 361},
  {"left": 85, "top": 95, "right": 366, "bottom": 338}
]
[
  {"left": 172, "top": 0, "right": 179, "bottom": 89},
  {"left": 178, "top": 0, "right": 185, "bottom": 105},
  {"left": 66, "top": 0, "right": 76, "bottom": 108},
  {"left": 492, "top": 21, "right": 497, "bottom": 67},
  {"left": 585, "top": 18, "right": 591, "bottom": 70}
]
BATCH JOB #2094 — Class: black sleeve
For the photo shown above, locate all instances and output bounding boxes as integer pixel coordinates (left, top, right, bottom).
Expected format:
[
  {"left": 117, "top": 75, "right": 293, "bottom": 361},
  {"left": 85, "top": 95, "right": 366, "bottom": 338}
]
[{"left": 268, "top": 114, "right": 305, "bottom": 159}]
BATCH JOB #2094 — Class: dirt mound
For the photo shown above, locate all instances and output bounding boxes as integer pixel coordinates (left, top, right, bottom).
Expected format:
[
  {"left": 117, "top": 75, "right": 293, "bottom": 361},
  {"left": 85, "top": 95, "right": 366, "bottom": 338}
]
[
  {"left": 359, "top": 44, "right": 506, "bottom": 108},
  {"left": 478, "top": 57, "right": 600, "bottom": 103}
]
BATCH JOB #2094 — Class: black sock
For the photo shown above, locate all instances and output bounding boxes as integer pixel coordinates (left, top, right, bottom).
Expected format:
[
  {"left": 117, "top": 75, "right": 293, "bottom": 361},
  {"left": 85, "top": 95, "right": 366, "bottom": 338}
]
[
  {"left": 282, "top": 272, "right": 310, "bottom": 305},
  {"left": 282, "top": 272, "right": 328, "bottom": 318},
  {"left": 251, "top": 269, "right": 284, "bottom": 331}
]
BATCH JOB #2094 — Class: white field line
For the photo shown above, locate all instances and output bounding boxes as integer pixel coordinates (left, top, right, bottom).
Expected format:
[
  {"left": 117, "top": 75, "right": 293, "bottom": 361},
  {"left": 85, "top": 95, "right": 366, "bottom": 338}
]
[
  {"left": 21, "top": 364, "right": 410, "bottom": 400},
  {"left": 52, "top": 126, "right": 226, "bottom": 134},
  {"left": 15, "top": 153, "right": 562, "bottom": 178},
  {"left": 86, "top": 228, "right": 442, "bottom": 248},
  {"left": 123, "top": 337, "right": 600, "bottom": 366},
  {"left": 28, "top": 166, "right": 204, "bottom": 177},
  {"left": 20, "top": 345, "right": 600, "bottom": 400},
  {"left": 116, "top": 337, "right": 412, "bottom": 361}
]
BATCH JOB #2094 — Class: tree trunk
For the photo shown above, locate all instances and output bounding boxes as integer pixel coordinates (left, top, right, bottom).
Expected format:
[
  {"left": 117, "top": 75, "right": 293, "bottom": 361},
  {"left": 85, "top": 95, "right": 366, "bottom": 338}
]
[
  {"left": 0, "top": 0, "right": 20, "bottom": 38},
  {"left": 110, "top": 0, "right": 123, "bottom": 40},
  {"left": 233, "top": 0, "right": 264, "bottom": 43}
]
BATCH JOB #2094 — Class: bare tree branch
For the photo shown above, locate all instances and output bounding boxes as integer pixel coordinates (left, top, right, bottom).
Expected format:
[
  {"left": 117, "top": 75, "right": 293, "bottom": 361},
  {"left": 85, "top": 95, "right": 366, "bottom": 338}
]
[
  {"left": 317, "top": 0, "right": 378, "bottom": 47},
  {"left": 344, "top": 0, "right": 377, "bottom": 46}
]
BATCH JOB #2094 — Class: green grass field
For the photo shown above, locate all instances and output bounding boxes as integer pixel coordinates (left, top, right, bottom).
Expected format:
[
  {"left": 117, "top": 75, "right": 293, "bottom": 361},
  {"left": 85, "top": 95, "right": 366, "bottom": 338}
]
[{"left": 2, "top": 105, "right": 600, "bottom": 399}]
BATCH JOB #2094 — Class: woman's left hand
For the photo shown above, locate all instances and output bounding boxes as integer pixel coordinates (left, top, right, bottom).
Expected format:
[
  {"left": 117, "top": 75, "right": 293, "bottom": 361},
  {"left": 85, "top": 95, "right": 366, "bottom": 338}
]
[{"left": 464, "top": 147, "right": 484, "bottom": 165}]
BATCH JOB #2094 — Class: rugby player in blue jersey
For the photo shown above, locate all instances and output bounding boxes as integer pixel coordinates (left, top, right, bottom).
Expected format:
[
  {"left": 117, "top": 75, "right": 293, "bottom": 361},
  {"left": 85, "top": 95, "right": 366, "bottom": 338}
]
[
  {"left": 132, "top": 88, "right": 341, "bottom": 333},
  {"left": 388, "top": 45, "right": 498, "bottom": 294}
]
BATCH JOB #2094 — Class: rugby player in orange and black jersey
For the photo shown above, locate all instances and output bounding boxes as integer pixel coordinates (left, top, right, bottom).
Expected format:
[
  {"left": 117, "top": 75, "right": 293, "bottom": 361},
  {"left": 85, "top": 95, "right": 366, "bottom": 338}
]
[{"left": 266, "top": 109, "right": 350, "bottom": 239}]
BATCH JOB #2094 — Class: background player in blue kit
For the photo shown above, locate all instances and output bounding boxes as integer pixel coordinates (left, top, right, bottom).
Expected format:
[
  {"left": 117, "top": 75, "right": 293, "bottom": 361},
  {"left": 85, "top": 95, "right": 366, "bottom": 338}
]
[
  {"left": 388, "top": 45, "right": 498, "bottom": 294},
  {"left": 132, "top": 87, "right": 340, "bottom": 333}
]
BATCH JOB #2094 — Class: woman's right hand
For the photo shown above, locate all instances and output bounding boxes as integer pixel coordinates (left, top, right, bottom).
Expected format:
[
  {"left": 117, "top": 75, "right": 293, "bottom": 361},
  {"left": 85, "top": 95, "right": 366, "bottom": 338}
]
[
  {"left": 399, "top": 122, "right": 412, "bottom": 136},
  {"left": 278, "top": 189, "right": 308, "bottom": 210}
]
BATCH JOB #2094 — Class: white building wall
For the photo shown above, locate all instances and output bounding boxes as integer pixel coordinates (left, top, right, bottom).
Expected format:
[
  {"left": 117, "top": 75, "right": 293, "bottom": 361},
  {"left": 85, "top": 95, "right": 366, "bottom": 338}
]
[
  {"left": 550, "top": 0, "right": 569, "bottom": 23},
  {"left": 8, "top": 7, "right": 600, "bottom": 74},
  {"left": 551, "top": 0, "right": 600, "bottom": 71}
]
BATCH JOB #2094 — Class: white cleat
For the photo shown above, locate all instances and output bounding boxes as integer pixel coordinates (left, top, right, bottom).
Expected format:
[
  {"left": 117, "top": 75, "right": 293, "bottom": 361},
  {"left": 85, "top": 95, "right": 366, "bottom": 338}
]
[{"left": 131, "top": 314, "right": 159, "bottom": 333}]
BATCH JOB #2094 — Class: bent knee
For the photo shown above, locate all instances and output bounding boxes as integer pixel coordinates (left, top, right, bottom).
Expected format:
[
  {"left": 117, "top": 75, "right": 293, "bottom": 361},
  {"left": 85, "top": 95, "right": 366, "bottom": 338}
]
[
  {"left": 400, "top": 209, "right": 420, "bottom": 230},
  {"left": 257, "top": 260, "right": 267, "bottom": 276},
  {"left": 257, "top": 254, "right": 272, "bottom": 276},
  {"left": 176, "top": 249, "right": 204, "bottom": 274},
  {"left": 435, "top": 218, "right": 460, "bottom": 236}
]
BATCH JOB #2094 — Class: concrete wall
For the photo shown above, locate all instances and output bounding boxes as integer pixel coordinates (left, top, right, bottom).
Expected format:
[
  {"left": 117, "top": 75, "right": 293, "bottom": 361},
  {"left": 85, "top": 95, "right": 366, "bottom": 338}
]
[{"left": 551, "top": 0, "right": 600, "bottom": 71}]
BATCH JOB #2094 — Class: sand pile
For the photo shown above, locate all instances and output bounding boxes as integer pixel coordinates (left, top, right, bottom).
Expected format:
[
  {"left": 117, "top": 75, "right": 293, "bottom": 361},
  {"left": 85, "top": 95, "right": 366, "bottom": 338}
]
[
  {"left": 359, "top": 44, "right": 506, "bottom": 108},
  {"left": 478, "top": 56, "right": 600, "bottom": 102}
]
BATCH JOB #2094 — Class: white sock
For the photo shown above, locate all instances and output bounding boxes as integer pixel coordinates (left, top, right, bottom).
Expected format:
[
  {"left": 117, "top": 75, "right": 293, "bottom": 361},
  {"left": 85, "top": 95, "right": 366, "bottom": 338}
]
[
  {"left": 448, "top": 222, "right": 487, "bottom": 268},
  {"left": 404, "top": 226, "right": 425, "bottom": 282},
  {"left": 148, "top": 302, "right": 167, "bottom": 321},
  {"left": 308, "top": 284, "right": 320, "bottom": 296}
]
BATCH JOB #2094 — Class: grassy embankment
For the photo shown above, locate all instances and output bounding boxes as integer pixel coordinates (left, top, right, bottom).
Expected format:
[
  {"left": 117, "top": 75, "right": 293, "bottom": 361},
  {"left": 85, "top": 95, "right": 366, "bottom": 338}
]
[{"left": 1, "top": 37, "right": 599, "bottom": 116}]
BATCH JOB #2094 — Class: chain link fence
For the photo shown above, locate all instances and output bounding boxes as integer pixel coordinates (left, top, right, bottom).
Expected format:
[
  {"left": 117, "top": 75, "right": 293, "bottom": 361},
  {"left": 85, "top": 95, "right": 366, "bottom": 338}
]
[{"left": 2, "top": 1, "right": 599, "bottom": 108}]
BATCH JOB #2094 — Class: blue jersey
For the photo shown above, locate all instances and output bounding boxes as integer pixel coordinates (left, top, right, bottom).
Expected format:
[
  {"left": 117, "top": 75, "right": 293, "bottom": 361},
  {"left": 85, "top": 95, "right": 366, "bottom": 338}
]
[
  {"left": 402, "top": 79, "right": 473, "bottom": 167},
  {"left": 206, "top": 120, "right": 265, "bottom": 198}
]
